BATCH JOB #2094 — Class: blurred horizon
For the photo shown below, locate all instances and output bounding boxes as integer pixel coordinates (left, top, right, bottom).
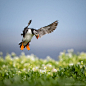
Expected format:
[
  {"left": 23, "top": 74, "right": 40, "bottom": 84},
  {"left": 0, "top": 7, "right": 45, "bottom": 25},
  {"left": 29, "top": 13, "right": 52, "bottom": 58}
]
[{"left": 0, "top": 0, "right": 86, "bottom": 60}]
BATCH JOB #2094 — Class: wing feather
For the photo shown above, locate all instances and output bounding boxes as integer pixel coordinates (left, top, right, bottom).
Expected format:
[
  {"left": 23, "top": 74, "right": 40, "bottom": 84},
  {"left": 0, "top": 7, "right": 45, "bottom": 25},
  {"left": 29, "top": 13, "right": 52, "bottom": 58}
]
[{"left": 37, "top": 21, "right": 58, "bottom": 38}]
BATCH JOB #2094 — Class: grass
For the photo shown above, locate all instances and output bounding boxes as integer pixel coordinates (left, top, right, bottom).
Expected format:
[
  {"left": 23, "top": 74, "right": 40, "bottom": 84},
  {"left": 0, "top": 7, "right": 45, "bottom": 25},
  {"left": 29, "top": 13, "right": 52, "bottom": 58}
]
[{"left": 0, "top": 49, "right": 86, "bottom": 86}]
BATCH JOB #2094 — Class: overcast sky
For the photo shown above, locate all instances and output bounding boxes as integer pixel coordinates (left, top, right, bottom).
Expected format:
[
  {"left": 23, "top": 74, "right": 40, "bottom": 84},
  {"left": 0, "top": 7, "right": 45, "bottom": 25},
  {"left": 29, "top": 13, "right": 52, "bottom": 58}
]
[{"left": 0, "top": 0, "right": 86, "bottom": 59}]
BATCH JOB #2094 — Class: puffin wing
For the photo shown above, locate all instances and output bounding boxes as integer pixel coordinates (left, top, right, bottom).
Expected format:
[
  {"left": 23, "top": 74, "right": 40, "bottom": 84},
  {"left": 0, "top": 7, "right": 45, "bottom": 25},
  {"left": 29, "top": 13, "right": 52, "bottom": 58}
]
[
  {"left": 21, "top": 20, "right": 32, "bottom": 37},
  {"left": 37, "top": 21, "right": 58, "bottom": 38}
]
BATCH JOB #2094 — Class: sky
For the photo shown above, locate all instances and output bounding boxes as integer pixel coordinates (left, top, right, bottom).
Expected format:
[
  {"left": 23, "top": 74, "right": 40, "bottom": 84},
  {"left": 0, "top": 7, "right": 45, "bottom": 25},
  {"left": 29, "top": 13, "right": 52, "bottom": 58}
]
[{"left": 0, "top": 0, "right": 86, "bottom": 60}]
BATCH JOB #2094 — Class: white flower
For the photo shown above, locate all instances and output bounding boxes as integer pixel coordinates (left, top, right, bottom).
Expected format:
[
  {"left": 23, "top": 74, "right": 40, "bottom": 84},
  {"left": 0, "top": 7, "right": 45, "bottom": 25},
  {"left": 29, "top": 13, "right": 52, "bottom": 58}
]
[
  {"left": 69, "top": 63, "right": 73, "bottom": 66},
  {"left": 80, "top": 65, "right": 82, "bottom": 68},
  {"left": 80, "top": 52, "right": 84, "bottom": 55},
  {"left": 21, "top": 61, "right": 24, "bottom": 64},
  {"left": 26, "top": 55, "right": 31, "bottom": 58},
  {"left": 30, "top": 55, "right": 35, "bottom": 61},
  {"left": 32, "top": 68, "right": 36, "bottom": 71},
  {"left": 60, "top": 52, "right": 64, "bottom": 55},
  {"left": 39, "top": 69, "right": 46, "bottom": 73},
  {"left": 2, "top": 65, "right": 6, "bottom": 68},
  {"left": 28, "top": 69, "right": 30, "bottom": 72},
  {"left": 42, "top": 64, "right": 45, "bottom": 66},
  {"left": 44, "top": 66, "right": 47, "bottom": 70},
  {"left": 60, "top": 58, "right": 63, "bottom": 61},
  {"left": 21, "top": 52, "right": 25, "bottom": 56},
  {"left": 18, "top": 71, "right": 21, "bottom": 73},
  {"left": 68, "top": 53, "right": 72, "bottom": 58},
  {"left": 46, "top": 56, "right": 52, "bottom": 60},
  {"left": 47, "top": 64, "right": 52, "bottom": 68},
  {"left": 11, "top": 52, "right": 16, "bottom": 57},
  {"left": 67, "top": 49, "right": 74, "bottom": 53},
  {"left": 47, "top": 72, "right": 51, "bottom": 75},
  {"left": 35, "top": 66, "right": 39, "bottom": 69},
  {"left": 56, "top": 62, "right": 59, "bottom": 64},
  {"left": 77, "top": 62, "right": 80, "bottom": 65},
  {"left": 24, "top": 63, "right": 30, "bottom": 67},
  {"left": 14, "top": 56, "right": 19, "bottom": 60},
  {"left": 13, "top": 62, "right": 16, "bottom": 67},
  {"left": 78, "top": 56, "right": 81, "bottom": 58},
  {"left": 6, "top": 72, "right": 8, "bottom": 75},
  {"left": 44, "top": 59, "right": 47, "bottom": 63},
  {"left": 81, "top": 61, "right": 83, "bottom": 65},
  {"left": 23, "top": 68, "right": 26, "bottom": 71},
  {"left": 52, "top": 69, "right": 57, "bottom": 72}
]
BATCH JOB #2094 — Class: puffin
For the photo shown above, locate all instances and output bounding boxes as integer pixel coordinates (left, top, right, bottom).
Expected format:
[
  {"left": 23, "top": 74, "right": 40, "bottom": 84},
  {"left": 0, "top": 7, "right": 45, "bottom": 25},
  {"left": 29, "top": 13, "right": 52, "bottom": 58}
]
[{"left": 19, "top": 20, "right": 58, "bottom": 50}]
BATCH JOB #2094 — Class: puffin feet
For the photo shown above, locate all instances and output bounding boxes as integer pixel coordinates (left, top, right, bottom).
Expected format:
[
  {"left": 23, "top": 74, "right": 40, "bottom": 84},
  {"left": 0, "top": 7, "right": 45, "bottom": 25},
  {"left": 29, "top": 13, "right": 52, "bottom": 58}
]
[
  {"left": 21, "top": 43, "right": 24, "bottom": 50},
  {"left": 26, "top": 43, "right": 30, "bottom": 50}
]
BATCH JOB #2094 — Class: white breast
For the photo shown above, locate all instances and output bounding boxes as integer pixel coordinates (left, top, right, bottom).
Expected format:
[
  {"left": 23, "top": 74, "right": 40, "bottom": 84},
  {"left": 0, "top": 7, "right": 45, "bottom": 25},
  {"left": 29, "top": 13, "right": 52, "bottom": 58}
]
[{"left": 22, "top": 29, "right": 34, "bottom": 42}]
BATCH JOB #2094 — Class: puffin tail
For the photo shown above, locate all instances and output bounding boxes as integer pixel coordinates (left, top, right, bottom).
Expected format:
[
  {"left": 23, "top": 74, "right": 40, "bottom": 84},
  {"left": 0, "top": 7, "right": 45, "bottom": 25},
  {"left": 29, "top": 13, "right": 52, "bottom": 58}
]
[{"left": 19, "top": 42, "right": 25, "bottom": 50}]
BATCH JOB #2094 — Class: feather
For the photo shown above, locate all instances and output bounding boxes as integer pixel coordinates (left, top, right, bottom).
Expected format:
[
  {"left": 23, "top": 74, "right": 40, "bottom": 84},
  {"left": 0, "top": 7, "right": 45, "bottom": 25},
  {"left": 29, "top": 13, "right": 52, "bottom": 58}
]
[
  {"left": 28, "top": 20, "right": 32, "bottom": 26},
  {"left": 21, "top": 20, "right": 32, "bottom": 37},
  {"left": 37, "top": 21, "right": 58, "bottom": 38}
]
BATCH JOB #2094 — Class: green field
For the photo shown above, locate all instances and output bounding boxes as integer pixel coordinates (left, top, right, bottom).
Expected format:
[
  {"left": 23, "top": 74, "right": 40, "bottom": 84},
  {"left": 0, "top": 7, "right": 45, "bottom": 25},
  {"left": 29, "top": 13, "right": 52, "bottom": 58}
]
[{"left": 0, "top": 49, "right": 86, "bottom": 86}]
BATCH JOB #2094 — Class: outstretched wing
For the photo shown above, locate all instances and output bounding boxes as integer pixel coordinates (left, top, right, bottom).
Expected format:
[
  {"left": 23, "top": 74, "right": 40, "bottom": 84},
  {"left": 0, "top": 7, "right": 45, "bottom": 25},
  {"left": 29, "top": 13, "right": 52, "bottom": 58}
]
[
  {"left": 21, "top": 20, "right": 32, "bottom": 37},
  {"left": 37, "top": 21, "right": 58, "bottom": 38}
]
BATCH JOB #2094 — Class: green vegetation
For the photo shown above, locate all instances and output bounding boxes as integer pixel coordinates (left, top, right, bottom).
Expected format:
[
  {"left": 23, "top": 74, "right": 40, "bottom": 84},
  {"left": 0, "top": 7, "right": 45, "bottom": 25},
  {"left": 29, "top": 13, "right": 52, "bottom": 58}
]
[{"left": 0, "top": 49, "right": 86, "bottom": 86}]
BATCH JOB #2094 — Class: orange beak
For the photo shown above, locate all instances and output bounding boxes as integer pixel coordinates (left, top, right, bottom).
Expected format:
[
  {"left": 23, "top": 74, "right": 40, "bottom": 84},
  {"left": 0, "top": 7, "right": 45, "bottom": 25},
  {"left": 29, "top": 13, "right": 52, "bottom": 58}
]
[{"left": 36, "top": 34, "right": 39, "bottom": 39}]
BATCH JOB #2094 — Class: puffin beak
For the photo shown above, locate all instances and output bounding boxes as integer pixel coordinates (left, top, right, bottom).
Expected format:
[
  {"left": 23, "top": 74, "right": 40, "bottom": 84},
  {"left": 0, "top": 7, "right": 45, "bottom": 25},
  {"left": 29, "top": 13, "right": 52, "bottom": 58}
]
[{"left": 36, "top": 34, "right": 39, "bottom": 39}]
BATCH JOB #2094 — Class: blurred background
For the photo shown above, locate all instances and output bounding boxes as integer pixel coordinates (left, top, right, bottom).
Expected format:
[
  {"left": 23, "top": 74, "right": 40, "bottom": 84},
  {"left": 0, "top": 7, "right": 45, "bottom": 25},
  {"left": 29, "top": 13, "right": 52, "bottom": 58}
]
[{"left": 0, "top": 0, "right": 86, "bottom": 60}]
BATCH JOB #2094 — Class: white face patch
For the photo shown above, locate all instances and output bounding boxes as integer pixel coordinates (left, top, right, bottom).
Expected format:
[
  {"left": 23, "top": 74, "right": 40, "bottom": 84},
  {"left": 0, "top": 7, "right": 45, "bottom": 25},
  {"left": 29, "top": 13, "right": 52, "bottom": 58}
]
[{"left": 33, "top": 30, "right": 38, "bottom": 35}]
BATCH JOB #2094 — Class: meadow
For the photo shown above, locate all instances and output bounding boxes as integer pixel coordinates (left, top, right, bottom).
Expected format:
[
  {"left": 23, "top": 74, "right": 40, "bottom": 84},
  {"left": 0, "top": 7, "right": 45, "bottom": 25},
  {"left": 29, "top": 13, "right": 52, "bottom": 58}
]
[{"left": 0, "top": 49, "right": 86, "bottom": 86}]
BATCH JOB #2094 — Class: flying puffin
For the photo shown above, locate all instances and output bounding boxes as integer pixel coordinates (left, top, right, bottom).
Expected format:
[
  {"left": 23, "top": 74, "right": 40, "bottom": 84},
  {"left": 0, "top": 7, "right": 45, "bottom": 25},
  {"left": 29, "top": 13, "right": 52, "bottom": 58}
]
[{"left": 19, "top": 20, "right": 58, "bottom": 50}]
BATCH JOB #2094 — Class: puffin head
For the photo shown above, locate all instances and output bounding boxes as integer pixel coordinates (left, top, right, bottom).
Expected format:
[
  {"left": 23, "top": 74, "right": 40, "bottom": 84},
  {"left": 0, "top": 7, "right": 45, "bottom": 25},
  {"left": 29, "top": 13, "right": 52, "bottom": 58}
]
[{"left": 33, "top": 30, "right": 39, "bottom": 39}]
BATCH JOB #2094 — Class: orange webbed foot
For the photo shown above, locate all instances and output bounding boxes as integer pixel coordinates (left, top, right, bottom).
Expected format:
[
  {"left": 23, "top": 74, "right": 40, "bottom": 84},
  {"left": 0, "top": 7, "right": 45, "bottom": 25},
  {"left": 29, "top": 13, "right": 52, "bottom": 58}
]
[
  {"left": 21, "top": 43, "right": 24, "bottom": 50},
  {"left": 26, "top": 43, "right": 30, "bottom": 50}
]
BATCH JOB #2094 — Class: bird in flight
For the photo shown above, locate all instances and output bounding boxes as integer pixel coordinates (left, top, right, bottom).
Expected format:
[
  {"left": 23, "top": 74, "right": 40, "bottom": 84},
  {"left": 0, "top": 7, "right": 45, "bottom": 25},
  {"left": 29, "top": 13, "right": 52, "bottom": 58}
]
[{"left": 19, "top": 20, "right": 58, "bottom": 50}]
